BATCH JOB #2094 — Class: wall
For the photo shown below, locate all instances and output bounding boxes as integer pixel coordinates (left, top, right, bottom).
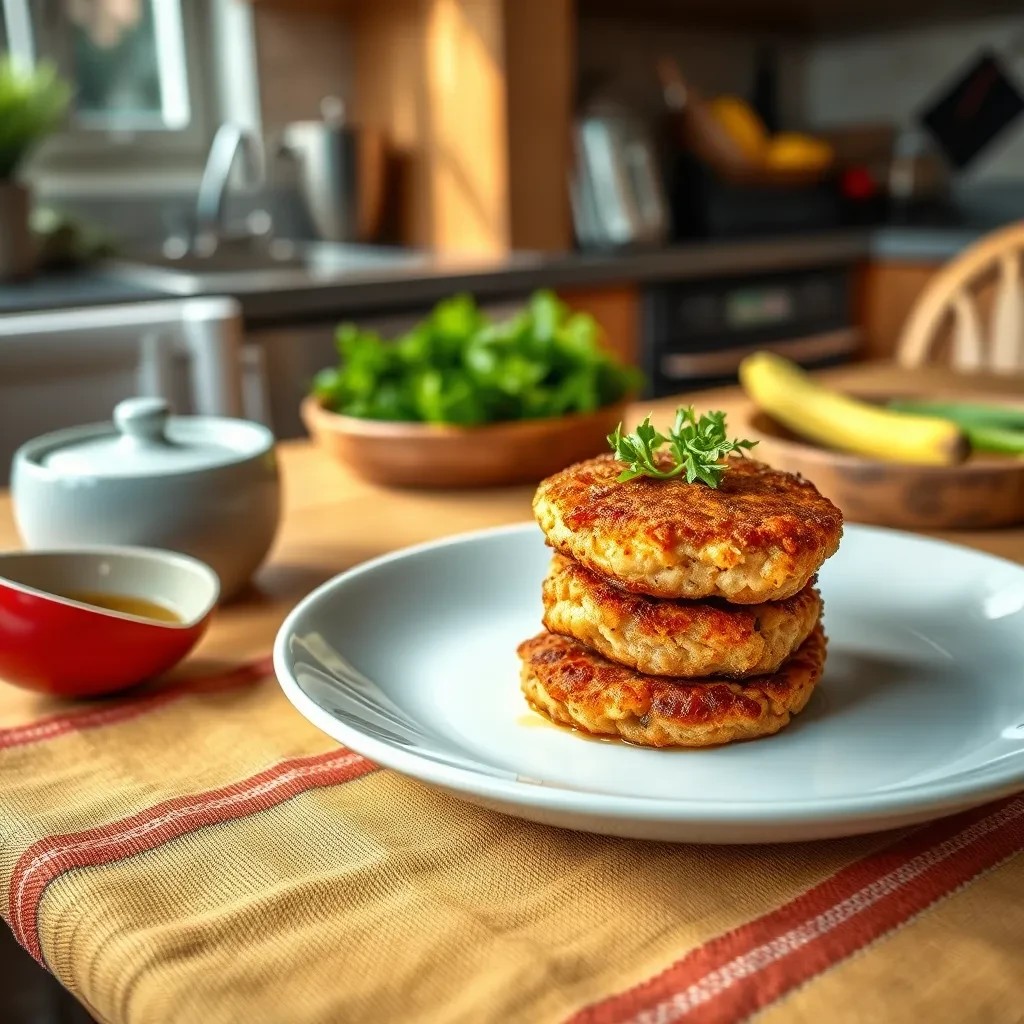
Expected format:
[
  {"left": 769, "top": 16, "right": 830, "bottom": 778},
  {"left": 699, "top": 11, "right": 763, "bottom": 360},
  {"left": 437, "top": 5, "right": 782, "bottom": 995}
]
[
  {"left": 576, "top": 15, "right": 796, "bottom": 120},
  {"left": 794, "top": 14, "right": 1024, "bottom": 182},
  {"left": 247, "top": 5, "right": 358, "bottom": 239},
  {"left": 578, "top": 10, "right": 1024, "bottom": 189},
  {"left": 251, "top": 5, "right": 355, "bottom": 140}
]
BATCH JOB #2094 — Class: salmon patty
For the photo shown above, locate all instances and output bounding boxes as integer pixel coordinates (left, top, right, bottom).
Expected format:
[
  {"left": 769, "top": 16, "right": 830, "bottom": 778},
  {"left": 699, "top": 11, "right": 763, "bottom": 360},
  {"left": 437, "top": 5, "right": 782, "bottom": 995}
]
[
  {"left": 533, "top": 454, "right": 842, "bottom": 603},
  {"left": 541, "top": 553, "right": 822, "bottom": 678},
  {"left": 518, "top": 623, "right": 826, "bottom": 747}
]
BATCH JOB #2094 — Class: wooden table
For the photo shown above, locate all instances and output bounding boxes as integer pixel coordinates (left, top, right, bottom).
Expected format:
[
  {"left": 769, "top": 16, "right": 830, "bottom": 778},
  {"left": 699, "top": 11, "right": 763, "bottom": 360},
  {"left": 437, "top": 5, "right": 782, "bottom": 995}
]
[
  {"left": 1, "top": 361, "right": 1023, "bottom": 730},
  {"left": 1, "top": 361, "right": 1023, "bottom": 1024}
]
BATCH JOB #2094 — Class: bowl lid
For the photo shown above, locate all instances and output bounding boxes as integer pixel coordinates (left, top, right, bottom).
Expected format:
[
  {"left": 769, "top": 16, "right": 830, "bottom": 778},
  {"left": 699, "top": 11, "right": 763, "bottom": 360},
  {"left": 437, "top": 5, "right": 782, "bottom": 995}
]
[{"left": 37, "top": 398, "right": 270, "bottom": 478}]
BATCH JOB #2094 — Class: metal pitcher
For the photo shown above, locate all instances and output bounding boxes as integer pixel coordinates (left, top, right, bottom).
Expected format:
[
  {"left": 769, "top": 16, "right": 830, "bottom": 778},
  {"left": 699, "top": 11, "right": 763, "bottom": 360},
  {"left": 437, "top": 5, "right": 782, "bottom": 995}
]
[{"left": 280, "top": 97, "right": 386, "bottom": 244}]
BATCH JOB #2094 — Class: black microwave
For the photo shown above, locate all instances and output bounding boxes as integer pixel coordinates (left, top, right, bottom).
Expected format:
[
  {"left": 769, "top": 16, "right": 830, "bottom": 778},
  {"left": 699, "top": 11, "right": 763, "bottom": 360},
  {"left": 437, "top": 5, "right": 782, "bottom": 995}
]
[{"left": 640, "top": 265, "right": 860, "bottom": 397}]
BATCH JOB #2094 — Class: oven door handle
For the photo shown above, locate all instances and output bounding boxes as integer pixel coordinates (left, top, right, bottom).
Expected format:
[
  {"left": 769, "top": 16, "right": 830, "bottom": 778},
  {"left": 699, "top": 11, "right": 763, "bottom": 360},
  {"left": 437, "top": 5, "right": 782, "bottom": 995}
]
[{"left": 659, "top": 328, "right": 860, "bottom": 379}]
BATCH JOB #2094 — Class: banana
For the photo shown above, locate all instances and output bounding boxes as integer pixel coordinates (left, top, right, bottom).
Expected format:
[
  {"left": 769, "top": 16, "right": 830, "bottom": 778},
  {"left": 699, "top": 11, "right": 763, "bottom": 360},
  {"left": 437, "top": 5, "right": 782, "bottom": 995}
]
[{"left": 738, "top": 352, "right": 969, "bottom": 465}]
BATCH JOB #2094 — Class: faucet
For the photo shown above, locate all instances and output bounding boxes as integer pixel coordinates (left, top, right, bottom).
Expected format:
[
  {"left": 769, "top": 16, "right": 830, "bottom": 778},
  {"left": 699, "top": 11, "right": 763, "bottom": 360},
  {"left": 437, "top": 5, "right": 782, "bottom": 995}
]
[{"left": 194, "top": 124, "right": 263, "bottom": 247}]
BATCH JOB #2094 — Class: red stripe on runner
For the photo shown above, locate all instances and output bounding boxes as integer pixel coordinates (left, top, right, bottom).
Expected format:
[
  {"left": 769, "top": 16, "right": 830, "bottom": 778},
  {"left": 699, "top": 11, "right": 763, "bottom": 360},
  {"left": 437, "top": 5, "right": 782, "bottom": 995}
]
[
  {"left": 0, "top": 655, "right": 273, "bottom": 751},
  {"left": 8, "top": 746, "right": 378, "bottom": 964},
  {"left": 571, "top": 795, "right": 1024, "bottom": 1024}
]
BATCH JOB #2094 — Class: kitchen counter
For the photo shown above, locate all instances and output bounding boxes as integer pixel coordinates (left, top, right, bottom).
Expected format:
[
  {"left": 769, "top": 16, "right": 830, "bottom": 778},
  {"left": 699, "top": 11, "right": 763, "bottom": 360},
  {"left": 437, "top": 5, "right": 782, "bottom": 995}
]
[
  {"left": 0, "top": 269, "right": 167, "bottom": 315},
  {"left": 867, "top": 225, "right": 990, "bottom": 262},
  {"left": 0, "top": 225, "right": 991, "bottom": 326},
  {"left": 195, "top": 232, "right": 874, "bottom": 324}
]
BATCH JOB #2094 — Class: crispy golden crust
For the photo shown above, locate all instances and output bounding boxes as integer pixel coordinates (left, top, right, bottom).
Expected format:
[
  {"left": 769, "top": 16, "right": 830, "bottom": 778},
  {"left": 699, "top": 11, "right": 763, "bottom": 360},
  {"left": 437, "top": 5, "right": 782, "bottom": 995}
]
[
  {"left": 533, "top": 455, "right": 843, "bottom": 603},
  {"left": 518, "top": 623, "right": 826, "bottom": 747},
  {"left": 541, "top": 553, "right": 822, "bottom": 678}
]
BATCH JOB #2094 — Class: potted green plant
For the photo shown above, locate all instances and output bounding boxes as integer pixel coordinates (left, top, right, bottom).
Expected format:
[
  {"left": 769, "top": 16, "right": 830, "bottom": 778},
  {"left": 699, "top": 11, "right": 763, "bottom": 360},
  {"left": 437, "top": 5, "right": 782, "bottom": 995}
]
[{"left": 0, "top": 57, "right": 70, "bottom": 281}]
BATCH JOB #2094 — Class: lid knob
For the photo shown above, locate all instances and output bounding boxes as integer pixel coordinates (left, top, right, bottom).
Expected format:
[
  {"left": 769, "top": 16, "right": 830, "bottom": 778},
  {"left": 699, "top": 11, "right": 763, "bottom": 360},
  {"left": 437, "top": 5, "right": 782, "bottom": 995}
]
[
  {"left": 320, "top": 95, "right": 346, "bottom": 125},
  {"left": 114, "top": 397, "right": 172, "bottom": 445}
]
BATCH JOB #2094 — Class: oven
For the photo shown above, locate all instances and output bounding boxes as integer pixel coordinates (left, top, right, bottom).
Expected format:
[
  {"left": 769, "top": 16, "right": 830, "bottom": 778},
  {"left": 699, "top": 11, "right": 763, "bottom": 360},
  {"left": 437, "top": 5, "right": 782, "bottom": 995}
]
[{"left": 640, "top": 265, "right": 861, "bottom": 397}]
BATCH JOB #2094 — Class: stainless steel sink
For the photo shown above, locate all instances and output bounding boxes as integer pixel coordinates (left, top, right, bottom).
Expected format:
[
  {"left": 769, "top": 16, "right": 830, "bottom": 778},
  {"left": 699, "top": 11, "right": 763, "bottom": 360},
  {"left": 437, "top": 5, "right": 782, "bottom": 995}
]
[
  {"left": 131, "top": 244, "right": 306, "bottom": 274},
  {"left": 104, "top": 238, "right": 432, "bottom": 295},
  {"left": 108, "top": 122, "right": 444, "bottom": 295}
]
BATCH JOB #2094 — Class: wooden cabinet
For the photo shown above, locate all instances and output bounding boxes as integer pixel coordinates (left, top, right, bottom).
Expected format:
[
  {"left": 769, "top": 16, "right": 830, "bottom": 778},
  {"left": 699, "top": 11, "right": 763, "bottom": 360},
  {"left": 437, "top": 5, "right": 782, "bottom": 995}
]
[
  {"left": 349, "top": 0, "right": 574, "bottom": 255},
  {"left": 557, "top": 284, "right": 641, "bottom": 367},
  {"left": 854, "top": 261, "right": 938, "bottom": 362}
]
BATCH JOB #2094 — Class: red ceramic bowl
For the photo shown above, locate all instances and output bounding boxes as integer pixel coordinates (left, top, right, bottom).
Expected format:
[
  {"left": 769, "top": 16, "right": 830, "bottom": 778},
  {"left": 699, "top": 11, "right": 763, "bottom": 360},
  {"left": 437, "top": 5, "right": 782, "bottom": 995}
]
[{"left": 0, "top": 547, "right": 220, "bottom": 698}]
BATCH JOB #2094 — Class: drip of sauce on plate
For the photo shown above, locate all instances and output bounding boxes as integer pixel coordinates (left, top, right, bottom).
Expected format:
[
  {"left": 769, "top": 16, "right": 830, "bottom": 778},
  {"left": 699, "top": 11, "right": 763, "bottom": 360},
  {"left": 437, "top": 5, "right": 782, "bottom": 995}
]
[
  {"left": 60, "top": 590, "right": 182, "bottom": 624},
  {"left": 517, "top": 711, "right": 703, "bottom": 750},
  {"left": 516, "top": 711, "right": 618, "bottom": 743}
]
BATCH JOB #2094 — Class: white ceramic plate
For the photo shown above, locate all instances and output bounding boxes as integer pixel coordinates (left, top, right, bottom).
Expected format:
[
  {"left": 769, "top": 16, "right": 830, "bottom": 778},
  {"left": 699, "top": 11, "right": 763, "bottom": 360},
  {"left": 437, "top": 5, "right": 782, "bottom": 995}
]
[{"left": 274, "top": 524, "right": 1024, "bottom": 843}]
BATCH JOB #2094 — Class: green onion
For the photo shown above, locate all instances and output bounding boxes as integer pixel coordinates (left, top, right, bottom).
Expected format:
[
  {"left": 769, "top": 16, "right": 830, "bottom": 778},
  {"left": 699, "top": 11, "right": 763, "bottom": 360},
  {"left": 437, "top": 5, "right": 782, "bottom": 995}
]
[
  {"left": 887, "top": 399, "right": 1024, "bottom": 456},
  {"left": 888, "top": 399, "right": 1024, "bottom": 432},
  {"left": 954, "top": 425, "right": 1024, "bottom": 455}
]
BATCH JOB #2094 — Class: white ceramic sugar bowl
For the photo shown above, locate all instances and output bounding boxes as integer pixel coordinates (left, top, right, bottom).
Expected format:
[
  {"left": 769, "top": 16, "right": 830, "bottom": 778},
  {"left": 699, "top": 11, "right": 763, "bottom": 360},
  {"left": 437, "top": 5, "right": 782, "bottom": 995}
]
[{"left": 11, "top": 398, "right": 280, "bottom": 601}]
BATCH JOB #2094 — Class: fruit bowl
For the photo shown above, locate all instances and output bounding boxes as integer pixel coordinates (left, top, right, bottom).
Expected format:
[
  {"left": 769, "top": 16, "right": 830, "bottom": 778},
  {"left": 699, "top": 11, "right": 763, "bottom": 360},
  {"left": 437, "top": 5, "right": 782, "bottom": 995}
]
[
  {"left": 301, "top": 397, "right": 631, "bottom": 489},
  {"left": 739, "top": 401, "right": 1024, "bottom": 530}
]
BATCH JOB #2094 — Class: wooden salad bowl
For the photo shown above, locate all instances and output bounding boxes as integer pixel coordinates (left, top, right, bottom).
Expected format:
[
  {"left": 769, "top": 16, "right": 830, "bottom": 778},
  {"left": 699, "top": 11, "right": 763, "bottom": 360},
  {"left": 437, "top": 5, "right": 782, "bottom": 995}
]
[
  {"left": 738, "top": 396, "right": 1024, "bottom": 530},
  {"left": 301, "top": 396, "right": 631, "bottom": 489}
]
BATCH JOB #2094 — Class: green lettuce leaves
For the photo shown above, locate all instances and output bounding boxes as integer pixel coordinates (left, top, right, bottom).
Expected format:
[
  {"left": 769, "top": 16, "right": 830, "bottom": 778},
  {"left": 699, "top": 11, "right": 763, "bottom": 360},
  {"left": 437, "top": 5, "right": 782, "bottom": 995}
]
[{"left": 311, "top": 291, "right": 643, "bottom": 425}]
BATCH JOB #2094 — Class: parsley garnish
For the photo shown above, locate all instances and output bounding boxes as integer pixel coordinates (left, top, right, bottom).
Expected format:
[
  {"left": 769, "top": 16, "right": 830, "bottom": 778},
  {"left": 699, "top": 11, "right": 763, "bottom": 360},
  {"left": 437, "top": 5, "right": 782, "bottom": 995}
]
[{"left": 607, "top": 406, "right": 758, "bottom": 486}]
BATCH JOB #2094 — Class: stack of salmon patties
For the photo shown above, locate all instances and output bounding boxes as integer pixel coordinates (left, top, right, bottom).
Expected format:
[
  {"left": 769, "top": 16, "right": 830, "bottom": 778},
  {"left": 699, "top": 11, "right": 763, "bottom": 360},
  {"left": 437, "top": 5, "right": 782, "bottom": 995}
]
[{"left": 518, "top": 454, "right": 844, "bottom": 747}]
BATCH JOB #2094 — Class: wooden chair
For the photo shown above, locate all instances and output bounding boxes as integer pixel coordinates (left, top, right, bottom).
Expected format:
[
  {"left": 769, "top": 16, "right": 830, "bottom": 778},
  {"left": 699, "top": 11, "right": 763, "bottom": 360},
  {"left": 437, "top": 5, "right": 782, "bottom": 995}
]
[{"left": 896, "top": 220, "right": 1024, "bottom": 373}]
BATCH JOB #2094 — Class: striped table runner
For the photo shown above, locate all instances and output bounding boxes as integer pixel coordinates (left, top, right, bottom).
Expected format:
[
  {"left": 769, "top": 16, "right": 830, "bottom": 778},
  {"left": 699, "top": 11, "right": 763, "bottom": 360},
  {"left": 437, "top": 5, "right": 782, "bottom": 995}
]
[{"left": 1, "top": 660, "right": 1021, "bottom": 1024}]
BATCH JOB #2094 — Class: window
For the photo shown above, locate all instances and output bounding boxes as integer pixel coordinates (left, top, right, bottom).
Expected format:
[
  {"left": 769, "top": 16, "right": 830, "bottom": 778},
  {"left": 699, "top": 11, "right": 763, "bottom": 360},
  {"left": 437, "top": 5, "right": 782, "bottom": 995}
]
[
  {"left": 1, "top": 0, "right": 258, "bottom": 183},
  {"left": 65, "top": 0, "right": 190, "bottom": 131}
]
